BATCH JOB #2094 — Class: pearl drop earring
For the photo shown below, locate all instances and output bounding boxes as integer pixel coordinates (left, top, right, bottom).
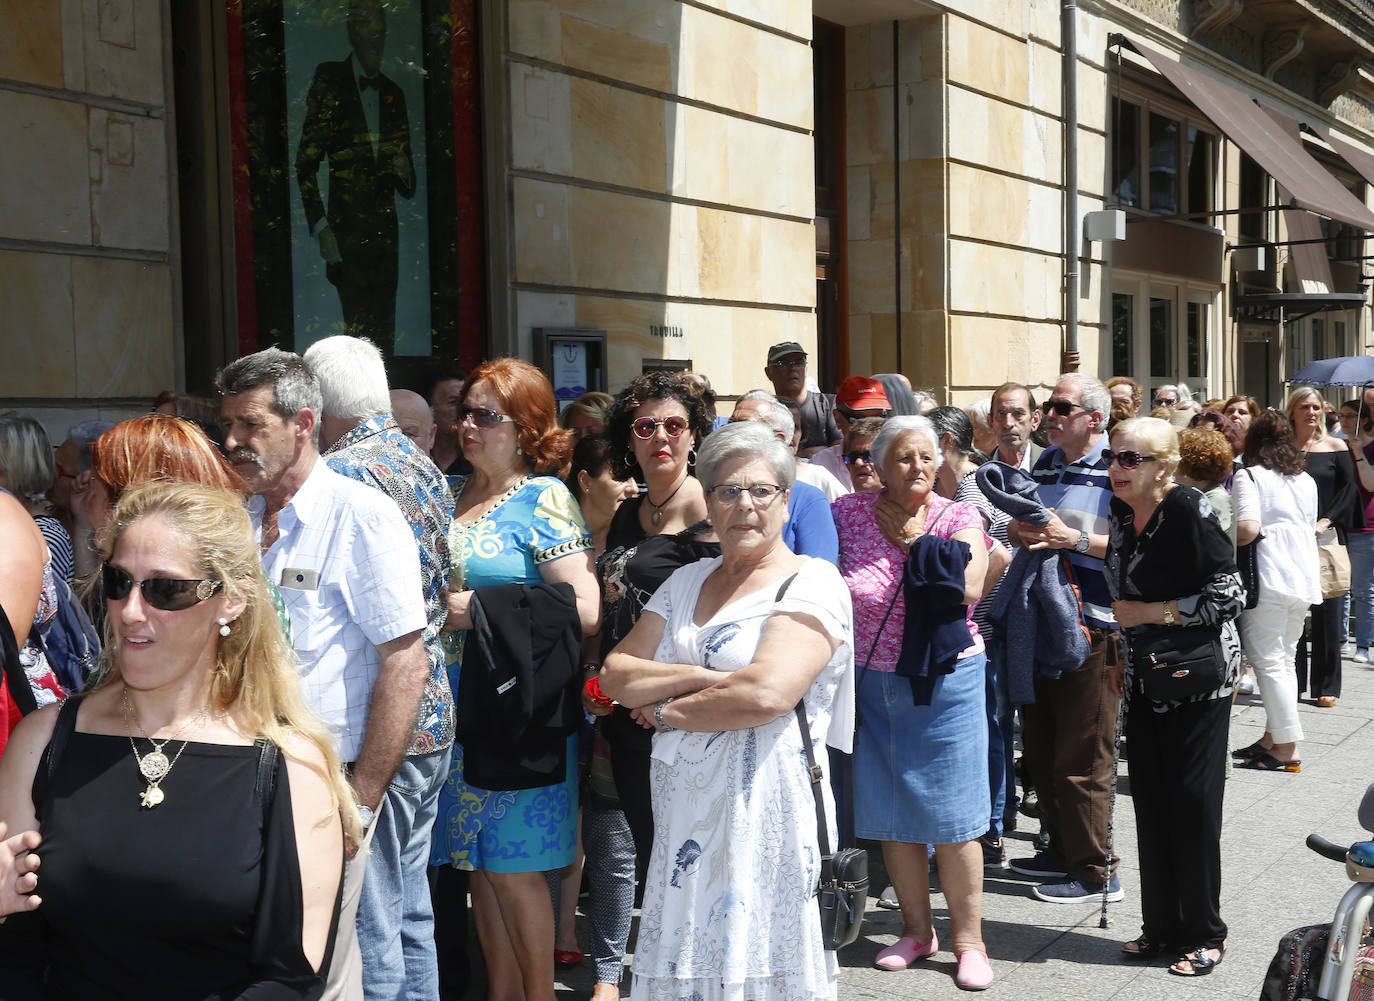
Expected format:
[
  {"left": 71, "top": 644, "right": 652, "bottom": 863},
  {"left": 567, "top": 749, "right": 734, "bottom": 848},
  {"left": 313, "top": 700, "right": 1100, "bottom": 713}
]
[{"left": 218, "top": 617, "right": 231, "bottom": 637}]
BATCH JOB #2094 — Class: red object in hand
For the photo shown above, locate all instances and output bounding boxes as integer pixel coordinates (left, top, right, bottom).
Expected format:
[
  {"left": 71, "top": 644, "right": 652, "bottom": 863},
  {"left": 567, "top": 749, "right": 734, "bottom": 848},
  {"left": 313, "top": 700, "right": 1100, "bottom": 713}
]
[{"left": 585, "top": 677, "right": 615, "bottom": 708}]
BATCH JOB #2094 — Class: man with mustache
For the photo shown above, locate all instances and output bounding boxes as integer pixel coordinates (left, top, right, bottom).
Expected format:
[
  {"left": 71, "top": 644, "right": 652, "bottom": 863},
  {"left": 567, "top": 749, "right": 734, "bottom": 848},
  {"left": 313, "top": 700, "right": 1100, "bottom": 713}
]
[
  {"left": 1006, "top": 373, "right": 1123, "bottom": 906},
  {"left": 218, "top": 348, "right": 431, "bottom": 1000}
]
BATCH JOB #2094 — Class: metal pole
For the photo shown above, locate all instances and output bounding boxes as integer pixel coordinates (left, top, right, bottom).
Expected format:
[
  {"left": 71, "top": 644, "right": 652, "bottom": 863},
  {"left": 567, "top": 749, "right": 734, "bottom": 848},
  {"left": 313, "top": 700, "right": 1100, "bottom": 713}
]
[
  {"left": 893, "top": 20, "right": 903, "bottom": 373},
  {"left": 1062, "top": 0, "right": 1080, "bottom": 372}
]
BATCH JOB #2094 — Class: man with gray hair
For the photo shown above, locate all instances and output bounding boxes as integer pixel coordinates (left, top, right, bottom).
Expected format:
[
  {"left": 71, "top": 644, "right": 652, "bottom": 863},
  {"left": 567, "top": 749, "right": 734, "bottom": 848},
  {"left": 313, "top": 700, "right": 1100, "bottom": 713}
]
[
  {"left": 729, "top": 391, "right": 838, "bottom": 562},
  {"left": 217, "top": 347, "right": 433, "bottom": 1000},
  {"left": 302, "top": 335, "right": 455, "bottom": 1000},
  {"left": 1006, "top": 372, "right": 1122, "bottom": 906}
]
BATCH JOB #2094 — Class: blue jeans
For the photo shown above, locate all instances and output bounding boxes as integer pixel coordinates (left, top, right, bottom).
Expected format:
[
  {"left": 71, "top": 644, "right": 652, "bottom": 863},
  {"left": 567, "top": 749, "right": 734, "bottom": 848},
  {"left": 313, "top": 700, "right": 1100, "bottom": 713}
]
[
  {"left": 984, "top": 637, "right": 1015, "bottom": 839},
  {"left": 1347, "top": 531, "right": 1374, "bottom": 649},
  {"left": 358, "top": 747, "right": 452, "bottom": 1001}
]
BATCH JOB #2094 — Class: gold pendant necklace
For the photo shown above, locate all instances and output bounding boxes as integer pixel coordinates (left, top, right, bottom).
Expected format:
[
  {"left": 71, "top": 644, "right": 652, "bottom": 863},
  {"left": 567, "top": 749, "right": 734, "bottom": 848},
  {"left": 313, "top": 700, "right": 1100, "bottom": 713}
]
[
  {"left": 646, "top": 470, "right": 688, "bottom": 527},
  {"left": 121, "top": 686, "right": 207, "bottom": 809}
]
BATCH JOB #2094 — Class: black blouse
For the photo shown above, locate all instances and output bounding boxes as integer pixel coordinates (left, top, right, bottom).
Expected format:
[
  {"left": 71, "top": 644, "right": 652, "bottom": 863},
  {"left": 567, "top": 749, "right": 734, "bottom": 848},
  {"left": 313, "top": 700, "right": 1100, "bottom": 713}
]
[
  {"left": 1302, "top": 449, "right": 1362, "bottom": 536},
  {"left": 1105, "top": 485, "right": 1245, "bottom": 707}
]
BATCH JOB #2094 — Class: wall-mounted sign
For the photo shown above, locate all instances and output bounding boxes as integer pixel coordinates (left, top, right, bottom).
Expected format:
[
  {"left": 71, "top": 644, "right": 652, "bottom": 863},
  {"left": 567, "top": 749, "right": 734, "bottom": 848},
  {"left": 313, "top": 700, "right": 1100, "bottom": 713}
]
[{"left": 534, "top": 327, "right": 606, "bottom": 405}]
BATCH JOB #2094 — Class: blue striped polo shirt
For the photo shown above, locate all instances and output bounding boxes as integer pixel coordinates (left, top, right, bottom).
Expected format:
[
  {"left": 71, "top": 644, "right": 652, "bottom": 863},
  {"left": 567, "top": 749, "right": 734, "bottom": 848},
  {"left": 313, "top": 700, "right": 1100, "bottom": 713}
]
[{"left": 1031, "top": 430, "right": 1117, "bottom": 629}]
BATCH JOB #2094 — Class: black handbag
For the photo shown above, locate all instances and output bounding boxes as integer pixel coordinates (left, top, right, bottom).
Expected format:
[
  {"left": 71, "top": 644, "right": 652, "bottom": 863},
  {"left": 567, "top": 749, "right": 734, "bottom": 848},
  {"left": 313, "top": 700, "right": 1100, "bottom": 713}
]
[
  {"left": 1236, "top": 470, "right": 1261, "bottom": 610},
  {"left": 796, "top": 701, "right": 868, "bottom": 950},
  {"left": 773, "top": 572, "right": 868, "bottom": 951},
  {"left": 1128, "top": 623, "right": 1226, "bottom": 701}
]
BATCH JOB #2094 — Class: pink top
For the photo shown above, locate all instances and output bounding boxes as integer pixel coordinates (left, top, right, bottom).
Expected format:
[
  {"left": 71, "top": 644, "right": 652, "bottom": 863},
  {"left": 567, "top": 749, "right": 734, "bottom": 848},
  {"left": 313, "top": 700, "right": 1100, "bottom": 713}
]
[{"left": 832, "top": 491, "right": 986, "bottom": 671}]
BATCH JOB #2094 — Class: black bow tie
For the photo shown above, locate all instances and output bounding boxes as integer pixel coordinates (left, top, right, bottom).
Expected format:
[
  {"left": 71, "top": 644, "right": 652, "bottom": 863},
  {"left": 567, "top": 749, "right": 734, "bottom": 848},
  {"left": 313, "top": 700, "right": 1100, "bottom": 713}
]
[{"left": 359, "top": 74, "right": 381, "bottom": 91}]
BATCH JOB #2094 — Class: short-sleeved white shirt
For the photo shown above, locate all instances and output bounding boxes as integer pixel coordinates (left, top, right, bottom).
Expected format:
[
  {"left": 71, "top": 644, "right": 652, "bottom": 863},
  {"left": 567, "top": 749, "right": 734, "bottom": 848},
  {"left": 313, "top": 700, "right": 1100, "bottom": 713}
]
[
  {"left": 1232, "top": 464, "right": 1322, "bottom": 606},
  {"left": 251, "top": 458, "right": 427, "bottom": 760}
]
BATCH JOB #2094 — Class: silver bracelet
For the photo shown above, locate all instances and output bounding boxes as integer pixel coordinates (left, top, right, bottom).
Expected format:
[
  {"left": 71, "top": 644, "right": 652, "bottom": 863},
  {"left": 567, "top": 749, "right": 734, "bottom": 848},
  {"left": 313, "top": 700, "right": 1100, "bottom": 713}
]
[{"left": 653, "top": 696, "right": 676, "bottom": 732}]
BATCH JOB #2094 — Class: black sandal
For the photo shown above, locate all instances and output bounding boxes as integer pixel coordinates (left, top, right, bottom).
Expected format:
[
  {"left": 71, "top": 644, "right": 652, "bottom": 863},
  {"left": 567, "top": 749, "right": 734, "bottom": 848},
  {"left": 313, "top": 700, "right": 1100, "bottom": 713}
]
[
  {"left": 1236, "top": 752, "right": 1300, "bottom": 773},
  {"left": 1169, "top": 945, "right": 1225, "bottom": 976},
  {"left": 1121, "top": 936, "right": 1165, "bottom": 959},
  {"left": 1231, "top": 741, "right": 1268, "bottom": 760}
]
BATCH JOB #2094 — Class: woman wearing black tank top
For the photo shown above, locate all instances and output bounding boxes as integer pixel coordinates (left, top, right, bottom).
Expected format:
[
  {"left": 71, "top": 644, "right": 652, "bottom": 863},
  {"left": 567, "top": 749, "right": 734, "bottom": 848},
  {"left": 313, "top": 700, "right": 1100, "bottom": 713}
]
[{"left": 0, "top": 480, "right": 359, "bottom": 1000}]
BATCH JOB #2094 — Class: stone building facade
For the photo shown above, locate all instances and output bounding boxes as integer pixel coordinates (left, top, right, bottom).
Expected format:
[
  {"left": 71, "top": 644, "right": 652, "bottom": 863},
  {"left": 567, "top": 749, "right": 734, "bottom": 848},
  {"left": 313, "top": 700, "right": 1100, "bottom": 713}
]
[{"left": 4, "top": 0, "right": 1374, "bottom": 431}]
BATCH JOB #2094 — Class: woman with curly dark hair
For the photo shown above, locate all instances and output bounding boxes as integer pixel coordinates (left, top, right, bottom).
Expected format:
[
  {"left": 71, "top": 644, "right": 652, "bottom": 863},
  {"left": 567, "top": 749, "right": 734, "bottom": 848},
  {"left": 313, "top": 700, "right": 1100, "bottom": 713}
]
[
  {"left": 429, "top": 358, "right": 602, "bottom": 1001},
  {"left": 1232, "top": 412, "right": 1320, "bottom": 773},
  {"left": 1177, "top": 428, "right": 1238, "bottom": 544},
  {"left": 578, "top": 372, "right": 718, "bottom": 1001}
]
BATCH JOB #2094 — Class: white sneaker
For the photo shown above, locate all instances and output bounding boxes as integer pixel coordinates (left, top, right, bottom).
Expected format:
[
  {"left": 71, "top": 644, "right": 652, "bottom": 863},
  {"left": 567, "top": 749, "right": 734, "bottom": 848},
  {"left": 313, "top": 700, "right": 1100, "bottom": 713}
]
[
  {"left": 1355, "top": 649, "right": 1370, "bottom": 664},
  {"left": 1342, "top": 643, "right": 1356, "bottom": 657},
  {"left": 877, "top": 884, "right": 900, "bottom": 909},
  {"left": 1237, "top": 676, "right": 1256, "bottom": 694}
]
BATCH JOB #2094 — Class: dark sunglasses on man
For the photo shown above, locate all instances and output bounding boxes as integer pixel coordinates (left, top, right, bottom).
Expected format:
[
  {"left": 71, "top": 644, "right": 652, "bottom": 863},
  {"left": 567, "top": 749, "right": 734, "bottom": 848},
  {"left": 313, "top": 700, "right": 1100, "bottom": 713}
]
[
  {"left": 1043, "top": 400, "right": 1085, "bottom": 418},
  {"left": 843, "top": 450, "right": 873, "bottom": 466}
]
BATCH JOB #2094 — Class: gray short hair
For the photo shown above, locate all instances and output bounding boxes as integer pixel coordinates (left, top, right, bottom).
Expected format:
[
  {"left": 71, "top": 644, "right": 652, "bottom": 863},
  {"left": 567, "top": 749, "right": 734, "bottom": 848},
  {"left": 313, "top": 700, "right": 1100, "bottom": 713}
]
[
  {"left": 217, "top": 348, "right": 323, "bottom": 439},
  {"left": 1058, "top": 372, "right": 1110, "bottom": 419},
  {"left": 871, "top": 415, "right": 943, "bottom": 472},
  {"left": 302, "top": 335, "right": 390, "bottom": 423},
  {"left": 63, "top": 420, "right": 116, "bottom": 474},
  {"left": 696, "top": 421, "right": 795, "bottom": 491},
  {"left": 0, "top": 415, "right": 55, "bottom": 499},
  {"left": 734, "top": 390, "right": 795, "bottom": 440}
]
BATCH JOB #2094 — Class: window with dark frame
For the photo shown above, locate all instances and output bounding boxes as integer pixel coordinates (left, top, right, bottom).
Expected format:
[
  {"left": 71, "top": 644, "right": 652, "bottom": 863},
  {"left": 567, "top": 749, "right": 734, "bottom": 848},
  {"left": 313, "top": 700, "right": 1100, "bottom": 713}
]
[{"left": 1111, "top": 94, "right": 1217, "bottom": 223}]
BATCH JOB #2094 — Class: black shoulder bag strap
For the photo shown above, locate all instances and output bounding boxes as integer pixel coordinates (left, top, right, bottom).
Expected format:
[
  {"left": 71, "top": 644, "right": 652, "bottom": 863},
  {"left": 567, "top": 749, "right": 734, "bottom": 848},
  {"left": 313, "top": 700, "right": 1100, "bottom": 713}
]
[
  {"left": 770, "top": 572, "right": 835, "bottom": 868},
  {"left": 254, "top": 738, "right": 280, "bottom": 823}
]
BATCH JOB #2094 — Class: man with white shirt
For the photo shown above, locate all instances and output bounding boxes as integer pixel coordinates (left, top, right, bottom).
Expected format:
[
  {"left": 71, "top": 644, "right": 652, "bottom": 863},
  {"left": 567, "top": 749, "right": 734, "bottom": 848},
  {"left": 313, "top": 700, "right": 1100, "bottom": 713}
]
[
  {"left": 991, "top": 382, "right": 1043, "bottom": 471},
  {"left": 218, "top": 348, "right": 432, "bottom": 1001}
]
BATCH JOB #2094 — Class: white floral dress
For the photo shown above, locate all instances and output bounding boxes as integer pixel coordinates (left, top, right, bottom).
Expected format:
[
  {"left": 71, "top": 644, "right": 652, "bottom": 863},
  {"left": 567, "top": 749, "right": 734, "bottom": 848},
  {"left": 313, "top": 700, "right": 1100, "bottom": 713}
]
[{"left": 630, "top": 556, "right": 854, "bottom": 1001}]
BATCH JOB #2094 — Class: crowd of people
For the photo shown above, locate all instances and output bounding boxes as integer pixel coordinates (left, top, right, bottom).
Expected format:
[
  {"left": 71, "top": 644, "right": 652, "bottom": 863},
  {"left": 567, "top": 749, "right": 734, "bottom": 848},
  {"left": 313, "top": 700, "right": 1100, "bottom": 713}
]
[{"left": 0, "top": 340, "right": 1365, "bottom": 999}]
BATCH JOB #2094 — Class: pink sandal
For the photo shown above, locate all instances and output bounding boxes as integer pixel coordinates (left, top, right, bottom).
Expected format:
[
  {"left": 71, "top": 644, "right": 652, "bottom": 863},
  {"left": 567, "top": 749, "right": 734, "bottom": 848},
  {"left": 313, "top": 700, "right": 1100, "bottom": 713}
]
[
  {"left": 955, "top": 951, "right": 995, "bottom": 990},
  {"left": 874, "top": 931, "right": 938, "bottom": 970}
]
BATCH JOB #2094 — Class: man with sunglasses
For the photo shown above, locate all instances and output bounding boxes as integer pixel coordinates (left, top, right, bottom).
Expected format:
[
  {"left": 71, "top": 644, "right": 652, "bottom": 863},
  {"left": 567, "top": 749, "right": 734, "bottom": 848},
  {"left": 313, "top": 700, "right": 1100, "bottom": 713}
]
[
  {"left": 808, "top": 375, "right": 892, "bottom": 491},
  {"left": 217, "top": 348, "right": 433, "bottom": 1001},
  {"left": 1007, "top": 373, "right": 1124, "bottom": 907},
  {"left": 763, "top": 341, "right": 841, "bottom": 457}
]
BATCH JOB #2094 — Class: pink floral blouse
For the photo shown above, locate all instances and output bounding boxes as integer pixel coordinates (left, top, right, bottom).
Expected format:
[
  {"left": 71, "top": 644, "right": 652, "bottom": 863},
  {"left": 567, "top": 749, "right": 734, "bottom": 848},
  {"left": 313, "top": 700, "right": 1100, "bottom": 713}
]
[{"left": 831, "top": 491, "right": 986, "bottom": 672}]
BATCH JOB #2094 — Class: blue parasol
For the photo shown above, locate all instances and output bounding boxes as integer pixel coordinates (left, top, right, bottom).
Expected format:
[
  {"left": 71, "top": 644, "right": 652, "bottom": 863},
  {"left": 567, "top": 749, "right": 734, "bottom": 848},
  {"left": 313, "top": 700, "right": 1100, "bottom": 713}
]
[{"left": 1287, "top": 356, "right": 1374, "bottom": 387}]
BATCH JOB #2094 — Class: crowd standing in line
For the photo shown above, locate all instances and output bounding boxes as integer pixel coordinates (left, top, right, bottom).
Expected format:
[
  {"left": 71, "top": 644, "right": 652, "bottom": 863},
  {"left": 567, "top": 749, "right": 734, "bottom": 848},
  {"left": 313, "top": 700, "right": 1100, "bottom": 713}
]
[{"left": 0, "top": 336, "right": 1368, "bottom": 1000}]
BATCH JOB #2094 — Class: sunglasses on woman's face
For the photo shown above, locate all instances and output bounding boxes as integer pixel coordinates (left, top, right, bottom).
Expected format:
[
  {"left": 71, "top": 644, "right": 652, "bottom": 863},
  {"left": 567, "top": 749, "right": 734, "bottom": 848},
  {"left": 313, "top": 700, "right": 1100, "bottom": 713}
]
[
  {"left": 459, "top": 406, "right": 515, "bottom": 429},
  {"left": 103, "top": 563, "right": 224, "bottom": 612},
  {"left": 1101, "top": 449, "right": 1157, "bottom": 471},
  {"left": 631, "top": 416, "right": 690, "bottom": 440}
]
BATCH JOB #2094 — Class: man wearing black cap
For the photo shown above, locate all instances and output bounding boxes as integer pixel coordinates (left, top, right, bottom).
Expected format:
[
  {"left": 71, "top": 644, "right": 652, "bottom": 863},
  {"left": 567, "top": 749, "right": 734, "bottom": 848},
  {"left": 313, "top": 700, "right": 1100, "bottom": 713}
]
[{"left": 764, "top": 341, "right": 840, "bottom": 457}]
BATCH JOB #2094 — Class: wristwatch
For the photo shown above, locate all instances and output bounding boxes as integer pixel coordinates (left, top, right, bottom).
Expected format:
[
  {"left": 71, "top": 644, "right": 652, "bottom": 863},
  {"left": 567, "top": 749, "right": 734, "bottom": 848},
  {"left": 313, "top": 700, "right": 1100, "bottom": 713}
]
[
  {"left": 653, "top": 697, "right": 677, "bottom": 732},
  {"left": 1074, "top": 531, "right": 1091, "bottom": 554},
  {"left": 357, "top": 804, "right": 375, "bottom": 830}
]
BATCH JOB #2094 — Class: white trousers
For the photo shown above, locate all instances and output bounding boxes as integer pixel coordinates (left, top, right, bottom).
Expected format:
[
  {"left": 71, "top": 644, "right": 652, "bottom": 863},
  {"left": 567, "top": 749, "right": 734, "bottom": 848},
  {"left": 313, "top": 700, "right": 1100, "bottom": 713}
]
[{"left": 1239, "top": 591, "right": 1308, "bottom": 744}]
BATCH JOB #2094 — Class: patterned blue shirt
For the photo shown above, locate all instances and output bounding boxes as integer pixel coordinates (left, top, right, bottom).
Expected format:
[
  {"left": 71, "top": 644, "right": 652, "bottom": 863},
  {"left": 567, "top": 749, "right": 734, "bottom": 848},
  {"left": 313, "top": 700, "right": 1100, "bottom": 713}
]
[
  {"left": 1031, "top": 430, "right": 1117, "bottom": 629},
  {"left": 325, "top": 413, "right": 456, "bottom": 755}
]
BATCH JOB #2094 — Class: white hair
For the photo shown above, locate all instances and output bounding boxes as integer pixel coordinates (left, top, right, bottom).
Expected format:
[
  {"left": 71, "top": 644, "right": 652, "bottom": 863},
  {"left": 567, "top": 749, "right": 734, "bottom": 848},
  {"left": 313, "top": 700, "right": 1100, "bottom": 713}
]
[
  {"left": 871, "top": 415, "right": 943, "bottom": 472},
  {"left": 1057, "top": 372, "right": 1111, "bottom": 418},
  {"left": 696, "top": 421, "right": 795, "bottom": 490},
  {"left": 303, "top": 335, "right": 390, "bottom": 422},
  {"left": 734, "top": 390, "right": 794, "bottom": 440},
  {"left": 966, "top": 397, "right": 991, "bottom": 428}
]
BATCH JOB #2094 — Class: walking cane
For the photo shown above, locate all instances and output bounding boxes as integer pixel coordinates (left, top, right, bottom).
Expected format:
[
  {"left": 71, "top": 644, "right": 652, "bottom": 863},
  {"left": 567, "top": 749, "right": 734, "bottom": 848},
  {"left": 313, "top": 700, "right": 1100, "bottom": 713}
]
[{"left": 1100, "top": 668, "right": 1124, "bottom": 929}]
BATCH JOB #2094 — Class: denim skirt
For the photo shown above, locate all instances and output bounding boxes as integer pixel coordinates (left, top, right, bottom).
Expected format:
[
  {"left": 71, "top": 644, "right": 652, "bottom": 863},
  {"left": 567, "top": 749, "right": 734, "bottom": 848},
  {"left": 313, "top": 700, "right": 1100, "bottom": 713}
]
[{"left": 853, "top": 653, "right": 990, "bottom": 845}]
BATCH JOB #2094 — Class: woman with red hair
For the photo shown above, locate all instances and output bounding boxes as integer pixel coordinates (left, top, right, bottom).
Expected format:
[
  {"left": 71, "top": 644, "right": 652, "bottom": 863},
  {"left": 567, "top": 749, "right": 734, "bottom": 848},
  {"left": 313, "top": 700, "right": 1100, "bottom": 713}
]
[
  {"left": 430, "top": 358, "right": 601, "bottom": 1001},
  {"left": 87, "top": 414, "right": 246, "bottom": 528}
]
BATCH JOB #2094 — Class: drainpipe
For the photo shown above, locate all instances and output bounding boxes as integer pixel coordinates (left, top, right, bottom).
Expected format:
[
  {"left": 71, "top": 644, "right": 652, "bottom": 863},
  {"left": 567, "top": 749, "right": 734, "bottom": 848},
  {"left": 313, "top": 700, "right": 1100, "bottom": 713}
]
[
  {"left": 893, "top": 20, "right": 903, "bottom": 373},
  {"left": 1062, "top": 0, "right": 1080, "bottom": 372}
]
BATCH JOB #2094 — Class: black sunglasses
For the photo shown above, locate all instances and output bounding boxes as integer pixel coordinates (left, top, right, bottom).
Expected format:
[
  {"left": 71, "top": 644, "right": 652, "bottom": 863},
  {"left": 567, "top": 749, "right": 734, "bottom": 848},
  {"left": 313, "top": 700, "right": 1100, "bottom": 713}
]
[
  {"left": 1101, "top": 449, "right": 1157, "bottom": 471},
  {"left": 843, "top": 450, "right": 873, "bottom": 465},
  {"left": 1044, "top": 400, "right": 1085, "bottom": 417},
  {"left": 460, "top": 406, "right": 515, "bottom": 429},
  {"left": 103, "top": 563, "right": 224, "bottom": 612}
]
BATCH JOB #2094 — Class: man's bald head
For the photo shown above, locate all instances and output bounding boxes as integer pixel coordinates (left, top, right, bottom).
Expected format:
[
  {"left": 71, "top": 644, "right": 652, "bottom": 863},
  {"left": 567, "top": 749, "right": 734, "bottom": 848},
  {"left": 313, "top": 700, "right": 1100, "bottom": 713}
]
[{"left": 391, "top": 389, "right": 436, "bottom": 453}]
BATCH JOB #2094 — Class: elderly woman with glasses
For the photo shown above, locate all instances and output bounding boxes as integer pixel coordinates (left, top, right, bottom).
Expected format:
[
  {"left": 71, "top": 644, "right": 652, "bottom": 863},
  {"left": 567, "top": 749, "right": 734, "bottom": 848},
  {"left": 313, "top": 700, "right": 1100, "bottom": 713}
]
[
  {"left": 599, "top": 421, "right": 854, "bottom": 1001},
  {"left": 831, "top": 415, "right": 994, "bottom": 991},
  {"left": 1103, "top": 418, "right": 1242, "bottom": 977}
]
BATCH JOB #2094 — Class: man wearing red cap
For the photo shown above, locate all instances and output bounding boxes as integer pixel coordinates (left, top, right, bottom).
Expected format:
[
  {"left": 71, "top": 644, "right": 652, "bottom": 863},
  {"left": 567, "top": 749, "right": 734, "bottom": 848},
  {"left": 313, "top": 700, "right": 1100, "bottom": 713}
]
[
  {"left": 764, "top": 341, "right": 841, "bottom": 457},
  {"left": 810, "top": 376, "right": 893, "bottom": 490}
]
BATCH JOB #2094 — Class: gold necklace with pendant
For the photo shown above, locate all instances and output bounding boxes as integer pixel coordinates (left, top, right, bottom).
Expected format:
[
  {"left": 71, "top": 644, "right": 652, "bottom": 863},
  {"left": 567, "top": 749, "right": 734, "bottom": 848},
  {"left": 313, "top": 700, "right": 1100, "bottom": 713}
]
[
  {"left": 645, "top": 470, "right": 688, "bottom": 527},
  {"left": 121, "top": 685, "right": 207, "bottom": 809}
]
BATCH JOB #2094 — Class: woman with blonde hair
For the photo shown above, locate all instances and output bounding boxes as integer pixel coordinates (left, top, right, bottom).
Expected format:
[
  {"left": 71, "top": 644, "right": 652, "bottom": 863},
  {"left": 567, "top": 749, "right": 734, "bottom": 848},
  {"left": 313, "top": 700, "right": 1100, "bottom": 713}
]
[
  {"left": 0, "top": 479, "right": 356, "bottom": 997},
  {"left": 560, "top": 391, "right": 615, "bottom": 440},
  {"left": 1286, "top": 386, "right": 1357, "bottom": 708}
]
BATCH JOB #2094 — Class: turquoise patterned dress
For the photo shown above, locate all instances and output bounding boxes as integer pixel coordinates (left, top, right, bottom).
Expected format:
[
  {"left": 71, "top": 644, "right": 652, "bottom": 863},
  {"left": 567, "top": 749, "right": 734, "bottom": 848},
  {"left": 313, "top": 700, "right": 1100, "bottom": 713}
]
[{"left": 429, "top": 474, "right": 593, "bottom": 872}]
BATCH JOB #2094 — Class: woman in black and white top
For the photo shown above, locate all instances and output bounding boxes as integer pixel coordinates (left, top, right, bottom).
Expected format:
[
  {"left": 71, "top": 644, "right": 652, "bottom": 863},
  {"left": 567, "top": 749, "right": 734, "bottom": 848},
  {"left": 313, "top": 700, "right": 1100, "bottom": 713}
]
[{"left": 1103, "top": 417, "right": 1243, "bottom": 978}]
